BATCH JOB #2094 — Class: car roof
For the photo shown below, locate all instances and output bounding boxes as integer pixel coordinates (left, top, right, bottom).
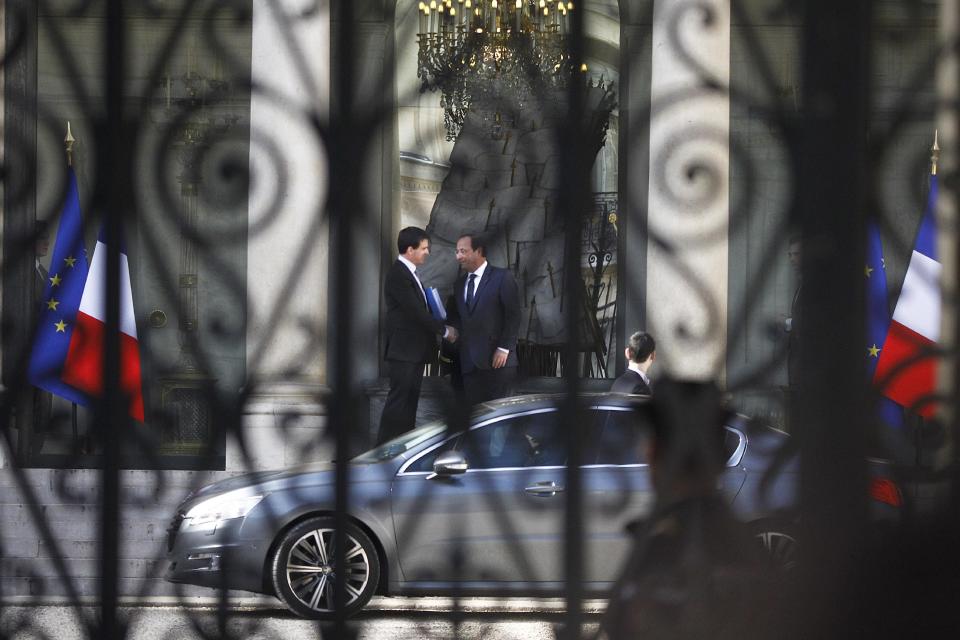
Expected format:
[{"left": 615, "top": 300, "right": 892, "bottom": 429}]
[{"left": 473, "top": 392, "right": 651, "bottom": 420}]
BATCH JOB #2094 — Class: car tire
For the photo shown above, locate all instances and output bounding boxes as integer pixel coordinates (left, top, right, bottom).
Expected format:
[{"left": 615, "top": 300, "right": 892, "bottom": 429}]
[
  {"left": 271, "top": 516, "right": 380, "bottom": 619},
  {"left": 750, "top": 520, "right": 799, "bottom": 573}
]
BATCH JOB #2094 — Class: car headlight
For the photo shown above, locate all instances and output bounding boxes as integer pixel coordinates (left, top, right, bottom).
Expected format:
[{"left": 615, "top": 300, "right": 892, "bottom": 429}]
[{"left": 184, "top": 489, "right": 265, "bottom": 531}]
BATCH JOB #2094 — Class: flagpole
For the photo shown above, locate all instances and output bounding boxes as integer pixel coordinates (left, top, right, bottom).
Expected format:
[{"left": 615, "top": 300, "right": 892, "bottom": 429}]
[
  {"left": 65, "top": 122, "right": 81, "bottom": 447},
  {"left": 916, "top": 131, "right": 940, "bottom": 471},
  {"left": 65, "top": 121, "right": 75, "bottom": 167},
  {"left": 931, "top": 129, "right": 939, "bottom": 176}
]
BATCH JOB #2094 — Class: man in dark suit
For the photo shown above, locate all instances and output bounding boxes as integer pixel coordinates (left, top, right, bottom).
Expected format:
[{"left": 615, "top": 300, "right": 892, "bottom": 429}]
[
  {"left": 611, "top": 331, "right": 655, "bottom": 395},
  {"left": 32, "top": 220, "right": 52, "bottom": 454},
  {"left": 783, "top": 236, "right": 802, "bottom": 433},
  {"left": 379, "top": 227, "right": 457, "bottom": 444},
  {"left": 449, "top": 233, "right": 521, "bottom": 407},
  {"left": 785, "top": 236, "right": 802, "bottom": 390}
]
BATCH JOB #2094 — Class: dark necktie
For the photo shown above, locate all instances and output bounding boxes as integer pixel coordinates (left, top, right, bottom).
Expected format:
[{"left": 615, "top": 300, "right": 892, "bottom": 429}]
[{"left": 466, "top": 273, "right": 476, "bottom": 308}]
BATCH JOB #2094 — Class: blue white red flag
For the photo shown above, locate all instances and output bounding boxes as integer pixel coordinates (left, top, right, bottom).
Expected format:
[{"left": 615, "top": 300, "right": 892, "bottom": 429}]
[
  {"left": 874, "top": 175, "right": 940, "bottom": 417},
  {"left": 27, "top": 168, "right": 93, "bottom": 406},
  {"left": 61, "top": 224, "right": 144, "bottom": 421}
]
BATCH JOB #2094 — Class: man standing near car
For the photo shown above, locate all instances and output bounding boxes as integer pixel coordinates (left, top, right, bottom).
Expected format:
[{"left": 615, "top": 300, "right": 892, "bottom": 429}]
[
  {"left": 449, "top": 233, "right": 521, "bottom": 407},
  {"left": 783, "top": 235, "right": 802, "bottom": 433},
  {"left": 784, "top": 235, "right": 802, "bottom": 391},
  {"left": 379, "top": 227, "right": 457, "bottom": 444},
  {"left": 611, "top": 331, "right": 655, "bottom": 395},
  {"left": 601, "top": 380, "right": 773, "bottom": 639}
]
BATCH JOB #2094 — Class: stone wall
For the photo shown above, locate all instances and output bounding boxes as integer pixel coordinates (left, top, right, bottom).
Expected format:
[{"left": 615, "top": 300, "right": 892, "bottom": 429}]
[{"left": 0, "top": 387, "right": 327, "bottom": 602}]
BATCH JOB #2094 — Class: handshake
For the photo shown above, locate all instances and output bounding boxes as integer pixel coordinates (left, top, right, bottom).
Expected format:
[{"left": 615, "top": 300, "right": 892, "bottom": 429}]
[{"left": 444, "top": 325, "right": 459, "bottom": 342}]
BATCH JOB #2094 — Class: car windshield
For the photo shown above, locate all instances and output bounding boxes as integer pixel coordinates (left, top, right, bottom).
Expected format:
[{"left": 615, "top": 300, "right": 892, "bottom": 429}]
[{"left": 352, "top": 423, "right": 447, "bottom": 463}]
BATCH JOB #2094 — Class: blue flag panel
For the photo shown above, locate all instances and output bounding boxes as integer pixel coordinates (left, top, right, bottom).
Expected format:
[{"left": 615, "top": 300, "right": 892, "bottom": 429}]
[
  {"left": 866, "top": 221, "right": 903, "bottom": 429},
  {"left": 27, "top": 168, "right": 92, "bottom": 406}
]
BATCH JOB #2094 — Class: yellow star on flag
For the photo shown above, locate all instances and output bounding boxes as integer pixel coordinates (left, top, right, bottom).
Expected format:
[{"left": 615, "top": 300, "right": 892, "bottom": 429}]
[
  {"left": 49, "top": 273, "right": 61, "bottom": 287},
  {"left": 64, "top": 256, "right": 77, "bottom": 268},
  {"left": 865, "top": 265, "right": 874, "bottom": 278},
  {"left": 868, "top": 344, "right": 881, "bottom": 358},
  {"left": 54, "top": 319, "right": 67, "bottom": 333},
  {"left": 46, "top": 298, "right": 60, "bottom": 311}
]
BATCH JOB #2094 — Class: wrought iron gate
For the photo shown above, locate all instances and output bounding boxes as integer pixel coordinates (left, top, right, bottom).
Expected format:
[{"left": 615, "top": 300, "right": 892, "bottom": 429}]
[{"left": 1, "top": 0, "right": 959, "bottom": 638}]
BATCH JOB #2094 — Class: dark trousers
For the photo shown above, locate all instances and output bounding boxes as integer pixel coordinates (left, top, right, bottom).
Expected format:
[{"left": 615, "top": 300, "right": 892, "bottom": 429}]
[
  {"left": 378, "top": 360, "right": 424, "bottom": 444},
  {"left": 463, "top": 366, "right": 517, "bottom": 407}
]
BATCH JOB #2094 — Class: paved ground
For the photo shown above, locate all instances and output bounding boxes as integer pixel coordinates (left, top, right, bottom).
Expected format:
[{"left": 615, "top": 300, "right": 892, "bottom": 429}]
[{"left": 0, "top": 598, "right": 605, "bottom": 639}]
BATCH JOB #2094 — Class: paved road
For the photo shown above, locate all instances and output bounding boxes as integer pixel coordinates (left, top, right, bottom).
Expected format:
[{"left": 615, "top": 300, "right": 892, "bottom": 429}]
[{"left": 0, "top": 598, "right": 605, "bottom": 639}]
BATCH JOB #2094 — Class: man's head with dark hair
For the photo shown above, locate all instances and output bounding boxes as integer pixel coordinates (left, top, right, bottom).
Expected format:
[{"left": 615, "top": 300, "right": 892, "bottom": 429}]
[
  {"left": 627, "top": 331, "right": 656, "bottom": 364},
  {"left": 458, "top": 233, "right": 488, "bottom": 257},
  {"left": 455, "top": 233, "right": 488, "bottom": 273},
  {"left": 398, "top": 226, "right": 430, "bottom": 255},
  {"left": 397, "top": 227, "right": 431, "bottom": 267},
  {"left": 787, "top": 235, "right": 801, "bottom": 273}
]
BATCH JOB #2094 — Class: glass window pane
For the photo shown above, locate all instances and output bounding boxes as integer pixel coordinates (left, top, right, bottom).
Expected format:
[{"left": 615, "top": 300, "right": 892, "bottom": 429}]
[
  {"left": 593, "top": 410, "right": 649, "bottom": 466},
  {"left": 405, "top": 433, "right": 462, "bottom": 473},
  {"left": 457, "top": 411, "right": 564, "bottom": 469}
]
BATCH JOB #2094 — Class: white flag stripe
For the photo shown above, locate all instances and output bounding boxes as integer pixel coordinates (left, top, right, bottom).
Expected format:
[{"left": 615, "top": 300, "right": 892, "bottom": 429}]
[
  {"left": 77, "top": 240, "right": 139, "bottom": 339},
  {"left": 891, "top": 250, "right": 941, "bottom": 342}
]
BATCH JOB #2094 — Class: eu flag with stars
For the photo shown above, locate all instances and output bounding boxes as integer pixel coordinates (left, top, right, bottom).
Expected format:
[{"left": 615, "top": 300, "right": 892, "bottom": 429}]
[
  {"left": 866, "top": 222, "right": 904, "bottom": 428},
  {"left": 27, "top": 167, "right": 92, "bottom": 406}
]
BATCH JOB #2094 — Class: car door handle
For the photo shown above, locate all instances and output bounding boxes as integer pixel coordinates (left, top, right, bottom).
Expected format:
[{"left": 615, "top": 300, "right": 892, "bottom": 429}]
[{"left": 524, "top": 482, "right": 565, "bottom": 497}]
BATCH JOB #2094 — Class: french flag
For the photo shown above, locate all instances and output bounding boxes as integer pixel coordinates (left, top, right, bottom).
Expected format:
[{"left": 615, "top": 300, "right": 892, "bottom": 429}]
[
  {"left": 62, "top": 225, "right": 144, "bottom": 421},
  {"left": 874, "top": 175, "right": 939, "bottom": 417}
]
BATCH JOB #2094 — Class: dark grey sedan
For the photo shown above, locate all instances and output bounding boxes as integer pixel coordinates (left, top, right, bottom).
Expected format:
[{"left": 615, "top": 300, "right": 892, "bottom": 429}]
[{"left": 165, "top": 393, "right": 900, "bottom": 618}]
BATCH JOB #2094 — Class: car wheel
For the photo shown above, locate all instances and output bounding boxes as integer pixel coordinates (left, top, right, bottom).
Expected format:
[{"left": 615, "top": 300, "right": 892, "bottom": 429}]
[
  {"left": 271, "top": 516, "right": 380, "bottom": 619},
  {"left": 751, "top": 521, "right": 799, "bottom": 572}
]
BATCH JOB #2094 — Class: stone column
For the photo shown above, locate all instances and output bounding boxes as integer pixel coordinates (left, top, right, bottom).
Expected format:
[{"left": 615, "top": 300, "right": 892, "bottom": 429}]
[
  {"left": 646, "top": 0, "right": 730, "bottom": 381},
  {"left": 937, "top": 0, "right": 958, "bottom": 470},
  {"left": 327, "top": 8, "right": 399, "bottom": 451},
  {"left": 240, "top": 1, "right": 330, "bottom": 468},
  {"left": 616, "top": 2, "right": 652, "bottom": 374}
]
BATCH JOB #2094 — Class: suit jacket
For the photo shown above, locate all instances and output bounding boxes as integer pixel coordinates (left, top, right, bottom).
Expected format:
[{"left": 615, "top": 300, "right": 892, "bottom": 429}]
[
  {"left": 449, "top": 264, "right": 521, "bottom": 374},
  {"left": 36, "top": 262, "right": 48, "bottom": 312},
  {"left": 610, "top": 369, "right": 651, "bottom": 395},
  {"left": 787, "top": 283, "right": 801, "bottom": 388},
  {"left": 383, "top": 259, "right": 445, "bottom": 364}
]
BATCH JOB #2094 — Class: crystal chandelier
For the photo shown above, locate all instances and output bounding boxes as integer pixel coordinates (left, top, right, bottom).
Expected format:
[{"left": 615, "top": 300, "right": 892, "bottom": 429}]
[{"left": 417, "top": 0, "right": 578, "bottom": 140}]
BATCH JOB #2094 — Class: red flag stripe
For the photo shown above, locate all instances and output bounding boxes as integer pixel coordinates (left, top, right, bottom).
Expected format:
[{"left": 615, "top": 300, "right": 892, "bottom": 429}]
[
  {"left": 873, "top": 319, "right": 936, "bottom": 418},
  {"left": 62, "top": 311, "right": 145, "bottom": 421}
]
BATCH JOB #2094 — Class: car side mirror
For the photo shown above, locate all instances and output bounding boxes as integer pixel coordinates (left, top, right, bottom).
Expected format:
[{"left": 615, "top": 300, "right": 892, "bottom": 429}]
[{"left": 427, "top": 451, "right": 468, "bottom": 480}]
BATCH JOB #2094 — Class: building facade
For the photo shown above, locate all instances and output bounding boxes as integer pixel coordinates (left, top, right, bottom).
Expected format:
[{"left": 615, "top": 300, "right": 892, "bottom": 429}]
[{"left": 0, "top": 0, "right": 947, "bottom": 603}]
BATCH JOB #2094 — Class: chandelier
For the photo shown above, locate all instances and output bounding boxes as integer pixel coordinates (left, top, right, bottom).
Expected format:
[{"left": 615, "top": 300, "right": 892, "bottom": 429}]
[{"left": 417, "top": 0, "right": 579, "bottom": 140}]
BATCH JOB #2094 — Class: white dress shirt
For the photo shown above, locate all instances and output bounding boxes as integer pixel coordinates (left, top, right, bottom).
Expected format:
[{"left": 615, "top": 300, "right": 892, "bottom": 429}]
[
  {"left": 464, "top": 260, "right": 488, "bottom": 302},
  {"left": 398, "top": 254, "right": 427, "bottom": 304},
  {"left": 627, "top": 362, "right": 651, "bottom": 388}
]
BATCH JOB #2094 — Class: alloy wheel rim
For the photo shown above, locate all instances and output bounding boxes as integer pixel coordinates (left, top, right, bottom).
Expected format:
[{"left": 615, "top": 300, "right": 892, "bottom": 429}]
[
  {"left": 286, "top": 527, "right": 370, "bottom": 611},
  {"left": 755, "top": 530, "right": 798, "bottom": 572}
]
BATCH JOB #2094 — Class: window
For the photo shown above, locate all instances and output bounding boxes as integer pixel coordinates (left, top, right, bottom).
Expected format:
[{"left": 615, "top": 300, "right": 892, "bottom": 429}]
[
  {"left": 589, "top": 409, "right": 650, "bottom": 466},
  {"left": 723, "top": 428, "right": 745, "bottom": 465},
  {"left": 458, "top": 411, "right": 564, "bottom": 469},
  {"left": 3, "top": 4, "right": 252, "bottom": 469},
  {"left": 407, "top": 412, "right": 566, "bottom": 473},
  {"left": 405, "top": 435, "right": 461, "bottom": 473}
]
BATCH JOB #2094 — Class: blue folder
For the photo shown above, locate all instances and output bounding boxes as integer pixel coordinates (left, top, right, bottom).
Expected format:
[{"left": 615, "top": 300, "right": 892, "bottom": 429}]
[{"left": 425, "top": 287, "right": 447, "bottom": 321}]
